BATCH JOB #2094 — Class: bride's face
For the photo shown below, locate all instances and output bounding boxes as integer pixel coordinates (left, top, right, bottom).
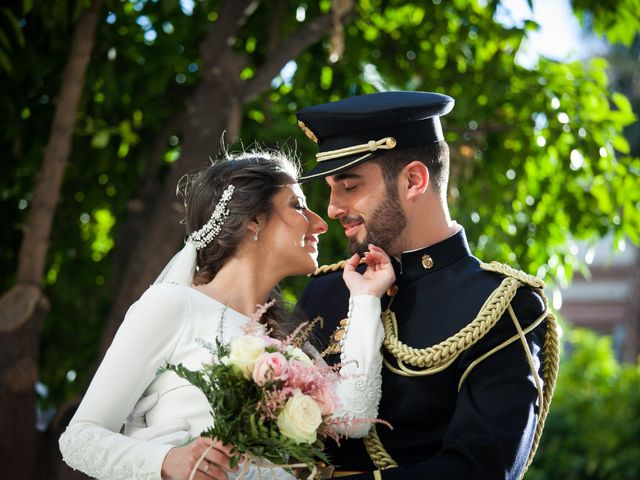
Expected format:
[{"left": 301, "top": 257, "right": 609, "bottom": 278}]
[{"left": 261, "top": 183, "right": 328, "bottom": 275}]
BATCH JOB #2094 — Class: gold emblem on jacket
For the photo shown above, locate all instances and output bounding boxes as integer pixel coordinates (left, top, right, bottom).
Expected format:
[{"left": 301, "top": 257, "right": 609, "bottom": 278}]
[{"left": 421, "top": 254, "right": 434, "bottom": 269}]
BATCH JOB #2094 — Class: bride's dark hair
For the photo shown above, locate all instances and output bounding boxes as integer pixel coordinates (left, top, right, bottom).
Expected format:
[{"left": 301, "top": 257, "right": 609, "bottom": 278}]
[{"left": 179, "top": 149, "right": 300, "bottom": 338}]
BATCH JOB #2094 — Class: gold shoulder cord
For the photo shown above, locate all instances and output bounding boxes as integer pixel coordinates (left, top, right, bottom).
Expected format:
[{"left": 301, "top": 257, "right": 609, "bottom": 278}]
[
  {"left": 363, "top": 261, "right": 560, "bottom": 479},
  {"left": 310, "top": 260, "right": 348, "bottom": 277}
]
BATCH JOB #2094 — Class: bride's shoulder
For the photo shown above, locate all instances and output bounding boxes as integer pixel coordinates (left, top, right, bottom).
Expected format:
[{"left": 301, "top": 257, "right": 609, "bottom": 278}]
[
  {"left": 131, "top": 282, "right": 192, "bottom": 317},
  {"left": 141, "top": 281, "right": 191, "bottom": 299}
]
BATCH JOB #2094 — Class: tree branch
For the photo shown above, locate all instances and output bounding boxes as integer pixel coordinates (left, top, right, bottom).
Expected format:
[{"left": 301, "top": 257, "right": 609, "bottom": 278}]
[
  {"left": 15, "top": 0, "right": 103, "bottom": 286},
  {"left": 200, "top": 0, "right": 259, "bottom": 69},
  {"left": 266, "top": 0, "right": 286, "bottom": 55},
  {"left": 242, "top": 9, "right": 347, "bottom": 103}
]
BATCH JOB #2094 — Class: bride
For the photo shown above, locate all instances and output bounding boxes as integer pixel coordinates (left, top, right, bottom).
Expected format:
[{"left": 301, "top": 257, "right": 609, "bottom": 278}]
[{"left": 59, "top": 149, "right": 394, "bottom": 480}]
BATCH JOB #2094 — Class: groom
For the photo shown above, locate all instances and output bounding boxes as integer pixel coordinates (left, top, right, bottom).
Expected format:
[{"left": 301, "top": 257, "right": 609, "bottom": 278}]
[{"left": 294, "top": 91, "right": 558, "bottom": 479}]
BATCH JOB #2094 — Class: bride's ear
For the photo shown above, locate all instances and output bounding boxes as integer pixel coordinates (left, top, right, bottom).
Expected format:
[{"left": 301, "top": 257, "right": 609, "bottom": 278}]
[
  {"left": 246, "top": 215, "right": 264, "bottom": 240},
  {"left": 246, "top": 218, "right": 259, "bottom": 237}
]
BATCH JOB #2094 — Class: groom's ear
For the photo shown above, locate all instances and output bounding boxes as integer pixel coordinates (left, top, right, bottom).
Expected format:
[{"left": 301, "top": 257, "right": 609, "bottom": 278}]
[{"left": 402, "top": 161, "right": 429, "bottom": 200}]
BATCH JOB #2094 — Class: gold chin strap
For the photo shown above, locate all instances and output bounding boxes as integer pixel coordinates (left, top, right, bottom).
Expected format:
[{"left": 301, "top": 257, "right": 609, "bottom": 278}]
[
  {"left": 316, "top": 137, "right": 397, "bottom": 162},
  {"left": 363, "top": 261, "right": 560, "bottom": 479}
]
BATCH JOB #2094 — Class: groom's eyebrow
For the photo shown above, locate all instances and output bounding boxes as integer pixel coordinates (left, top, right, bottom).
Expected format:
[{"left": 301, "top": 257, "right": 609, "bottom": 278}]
[{"left": 326, "top": 172, "right": 362, "bottom": 184}]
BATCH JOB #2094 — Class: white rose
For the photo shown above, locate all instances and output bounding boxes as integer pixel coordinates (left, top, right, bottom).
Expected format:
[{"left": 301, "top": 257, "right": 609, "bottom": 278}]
[
  {"left": 286, "top": 346, "right": 313, "bottom": 366},
  {"left": 228, "top": 335, "right": 266, "bottom": 379},
  {"left": 277, "top": 389, "right": 322, "bottom": 444}
]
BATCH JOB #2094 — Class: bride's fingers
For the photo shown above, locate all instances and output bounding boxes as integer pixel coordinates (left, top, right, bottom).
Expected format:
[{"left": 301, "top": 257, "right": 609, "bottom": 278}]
[
  {"left": 363, "top": 249, "right": 388, "bottom": 267},
  {"left": 367, "top": 244, "right": 391, "bottom": 260},
  {"left": 343, "top": 253, "right": 361, "bottom": 272}
]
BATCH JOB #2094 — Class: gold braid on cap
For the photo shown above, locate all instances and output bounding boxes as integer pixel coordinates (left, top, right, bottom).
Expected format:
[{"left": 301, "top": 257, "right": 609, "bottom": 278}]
[{"left": 316, "top": 137, "right": 397, "bottom": 162}]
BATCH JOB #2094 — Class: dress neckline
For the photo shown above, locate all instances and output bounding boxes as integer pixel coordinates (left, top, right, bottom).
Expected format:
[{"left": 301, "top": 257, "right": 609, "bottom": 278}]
[{"left": 186, "top": 285, "right": 252, "bottom": 321}]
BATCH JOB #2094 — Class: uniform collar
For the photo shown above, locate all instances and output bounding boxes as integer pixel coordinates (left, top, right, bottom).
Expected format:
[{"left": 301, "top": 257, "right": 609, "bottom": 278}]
[{"left": 396, "top": 228, "right": 471, "bottom": 280}]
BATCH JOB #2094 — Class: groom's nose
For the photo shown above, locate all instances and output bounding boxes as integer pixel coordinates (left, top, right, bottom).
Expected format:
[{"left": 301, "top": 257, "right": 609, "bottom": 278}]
[{"left": 327, "top": 191, "right": 347, "bottom": 220}]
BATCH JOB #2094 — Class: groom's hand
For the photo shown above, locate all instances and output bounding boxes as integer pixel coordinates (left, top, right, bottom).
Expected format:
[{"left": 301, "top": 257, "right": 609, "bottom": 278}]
[{"left": 124, "top": 392, "right": 191, "bottom": 446}]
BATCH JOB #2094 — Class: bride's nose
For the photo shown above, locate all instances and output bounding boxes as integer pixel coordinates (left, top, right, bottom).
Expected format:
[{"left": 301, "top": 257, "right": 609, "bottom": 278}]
[{"left": 309, "top": 210, "right": 328, "bottom": 235}]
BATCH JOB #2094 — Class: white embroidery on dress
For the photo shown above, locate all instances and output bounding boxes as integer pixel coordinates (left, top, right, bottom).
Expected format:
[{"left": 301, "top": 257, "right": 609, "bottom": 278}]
[
  {"left": 333, "top": 297, "right": 383, "bottom": 437},
  {"left": 59, "top": 424, "right": 153, "bottom": 480}
]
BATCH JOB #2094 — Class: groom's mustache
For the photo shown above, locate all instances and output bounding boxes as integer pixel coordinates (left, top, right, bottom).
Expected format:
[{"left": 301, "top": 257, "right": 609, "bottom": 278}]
[{"left": 339, "top": 215, "right": 365, "bottom": 226}]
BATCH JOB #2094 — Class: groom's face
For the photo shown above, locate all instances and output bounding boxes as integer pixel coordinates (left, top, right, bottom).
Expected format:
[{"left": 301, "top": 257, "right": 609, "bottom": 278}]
[{"left": 326, "top": 162, "right": 407, "bottom": 256}]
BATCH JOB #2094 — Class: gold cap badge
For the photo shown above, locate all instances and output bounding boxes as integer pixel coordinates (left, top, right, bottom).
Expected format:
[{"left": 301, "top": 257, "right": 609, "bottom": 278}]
[
  {"left": 421, "top": 254, "right": 434, "bottom": 269},
  {"left": 297, "top": 120, "right": 318, "bottom": 143}
]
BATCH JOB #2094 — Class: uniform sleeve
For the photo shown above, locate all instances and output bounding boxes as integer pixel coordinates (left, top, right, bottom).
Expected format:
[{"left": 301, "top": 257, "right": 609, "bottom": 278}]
[
  {"left": 331, "top": 295, "right": 384, "bottom": 438},
  {"left": 59, "top": 284, "right": 190, "bottom": 480}
]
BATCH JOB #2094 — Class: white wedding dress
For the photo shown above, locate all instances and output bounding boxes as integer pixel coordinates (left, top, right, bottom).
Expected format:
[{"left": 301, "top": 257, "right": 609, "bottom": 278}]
[{"left": 59, "top": 283, "right": 384, "bottom": 480}]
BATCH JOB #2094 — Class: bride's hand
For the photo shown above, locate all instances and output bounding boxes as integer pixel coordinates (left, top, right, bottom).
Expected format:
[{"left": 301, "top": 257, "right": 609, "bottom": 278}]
[
  {"left": 342, "top": 244, "right": 395, "bottom": 298},
  {"left": 161, "top": 436, "right": 238, "bottom": 480}
]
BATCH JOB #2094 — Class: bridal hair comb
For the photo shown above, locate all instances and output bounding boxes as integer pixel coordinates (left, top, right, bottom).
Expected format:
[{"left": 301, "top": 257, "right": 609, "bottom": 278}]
[{"left": 189, "top": 184, "right": 235, "bottom": 250}]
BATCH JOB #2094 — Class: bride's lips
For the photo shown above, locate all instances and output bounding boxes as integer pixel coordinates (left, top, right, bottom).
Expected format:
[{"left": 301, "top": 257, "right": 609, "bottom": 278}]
[{"left": 304, "top": 236, "right": 318, "bottom": 253}]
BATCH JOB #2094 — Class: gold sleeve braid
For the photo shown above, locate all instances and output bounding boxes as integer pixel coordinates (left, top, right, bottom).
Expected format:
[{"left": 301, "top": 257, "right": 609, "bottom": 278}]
[{"left": 362, "top": 261, "right": 560, "bottom": 479}]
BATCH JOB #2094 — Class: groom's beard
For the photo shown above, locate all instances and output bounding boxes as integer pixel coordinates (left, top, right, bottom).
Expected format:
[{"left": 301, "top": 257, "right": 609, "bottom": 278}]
[{"left": 348, "top": 190, "right": 407, "bottom": 256}]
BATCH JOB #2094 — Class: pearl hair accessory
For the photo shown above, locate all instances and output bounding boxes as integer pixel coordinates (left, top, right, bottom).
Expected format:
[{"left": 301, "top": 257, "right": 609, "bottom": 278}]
[{"left": 189, "top": 184, "right": 235, "bottom": 250}]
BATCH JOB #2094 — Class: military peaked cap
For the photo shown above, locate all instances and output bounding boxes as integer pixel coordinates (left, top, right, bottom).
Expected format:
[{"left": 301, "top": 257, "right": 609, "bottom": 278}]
[{"left": 297, "top": 91, "right": 454, "bottom": 181}]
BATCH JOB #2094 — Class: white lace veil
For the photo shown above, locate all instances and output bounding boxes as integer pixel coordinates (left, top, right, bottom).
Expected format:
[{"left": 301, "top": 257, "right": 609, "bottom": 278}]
[{"left": 153, "top": 240, "right": 197, "bottom": 285}]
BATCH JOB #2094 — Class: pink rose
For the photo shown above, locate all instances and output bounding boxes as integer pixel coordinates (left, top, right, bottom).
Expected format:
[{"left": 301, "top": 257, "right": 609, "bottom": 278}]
[
  {"left": 252, "top": 352, "right": 288, "bottom": 386},
  {"left": 261, "top": 335, "right": 284, "bottom": 349},
  {"left": 309, "top": 384, "right": 339, "bottom": 416}
]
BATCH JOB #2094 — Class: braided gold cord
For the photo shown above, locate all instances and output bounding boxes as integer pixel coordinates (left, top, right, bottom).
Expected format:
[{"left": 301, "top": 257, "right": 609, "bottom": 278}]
[
  {"left": 480, "top": 261, "right": 546, "bottom": 289},
  {"left": 363, "top": 425, "right": 398, "bottom": 470},
  {"left": 522, "top": 300, "right": 560, "bottom": 477},
  {"left": 382, "top": 276, "right": 520, "bottom": 373},
  {"left": 310, "top": 260, "right": 347, "bottom": 277}
]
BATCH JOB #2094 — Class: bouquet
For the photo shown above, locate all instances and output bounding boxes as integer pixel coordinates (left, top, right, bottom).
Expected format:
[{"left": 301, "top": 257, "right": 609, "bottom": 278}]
[{"left": 164, "top": 305, "right": 342, "bottom": 479}]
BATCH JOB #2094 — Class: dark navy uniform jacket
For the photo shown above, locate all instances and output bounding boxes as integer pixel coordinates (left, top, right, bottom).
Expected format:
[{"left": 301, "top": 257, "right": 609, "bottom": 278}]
[{"left": 298, "top": 230, "right": 548, "bottom": 480}]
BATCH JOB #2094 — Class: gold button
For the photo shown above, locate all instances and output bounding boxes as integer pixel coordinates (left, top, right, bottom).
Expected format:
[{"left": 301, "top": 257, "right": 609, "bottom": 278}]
[{"left": 421, "top": 254, "right": 434, "bottom": 269}]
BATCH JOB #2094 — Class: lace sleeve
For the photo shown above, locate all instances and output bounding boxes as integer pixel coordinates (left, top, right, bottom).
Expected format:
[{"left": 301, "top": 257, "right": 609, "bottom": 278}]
[
  {"left": 58, "top": 284, "right": 189, "bottom": 479},
  {"left": 331, "top": 295, "right": 384, "bottom": 438}
]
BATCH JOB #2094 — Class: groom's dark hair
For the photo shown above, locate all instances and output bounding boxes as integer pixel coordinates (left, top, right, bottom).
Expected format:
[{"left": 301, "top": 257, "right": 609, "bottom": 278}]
[{"left": 373, "top": 141, "right": 450, "bottom": 197}]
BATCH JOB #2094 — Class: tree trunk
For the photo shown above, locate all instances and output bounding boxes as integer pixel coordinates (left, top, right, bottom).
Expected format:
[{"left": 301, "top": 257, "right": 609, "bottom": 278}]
[
  {"left": 0, "top": 1, "right": 102, "bottom": 478},
  {"left": 98, "top": 1, "right": 254, "bottom": 356}
]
